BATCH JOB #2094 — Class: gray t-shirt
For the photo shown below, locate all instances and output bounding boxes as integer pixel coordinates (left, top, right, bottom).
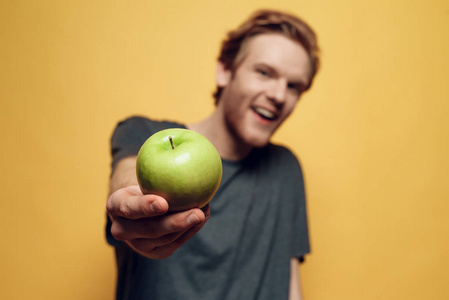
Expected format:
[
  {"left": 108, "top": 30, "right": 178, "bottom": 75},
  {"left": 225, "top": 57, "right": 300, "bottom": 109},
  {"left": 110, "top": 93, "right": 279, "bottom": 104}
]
[{"left": 106, "top": 116, "right": 310, "bottom": 300}]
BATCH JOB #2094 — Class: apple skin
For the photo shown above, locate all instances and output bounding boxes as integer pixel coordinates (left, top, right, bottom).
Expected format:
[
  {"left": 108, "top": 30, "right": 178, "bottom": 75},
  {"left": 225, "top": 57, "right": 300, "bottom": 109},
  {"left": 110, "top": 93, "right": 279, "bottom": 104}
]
[{"left": 136, "top": 128, "right": 222, "bottom": 212}]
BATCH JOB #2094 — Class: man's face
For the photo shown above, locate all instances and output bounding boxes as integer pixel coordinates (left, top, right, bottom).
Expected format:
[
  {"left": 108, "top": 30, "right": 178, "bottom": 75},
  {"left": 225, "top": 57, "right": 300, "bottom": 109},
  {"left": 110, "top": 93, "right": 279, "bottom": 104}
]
[{"left": 216, "top": 33, "right": 312, "bottom": 148}]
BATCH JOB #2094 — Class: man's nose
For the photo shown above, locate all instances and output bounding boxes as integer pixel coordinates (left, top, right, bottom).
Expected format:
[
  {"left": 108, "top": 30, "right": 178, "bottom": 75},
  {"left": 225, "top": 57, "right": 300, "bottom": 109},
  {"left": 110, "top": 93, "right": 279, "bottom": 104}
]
[{"left": 267, "top": 79, "right": 287, "bottom": 105}]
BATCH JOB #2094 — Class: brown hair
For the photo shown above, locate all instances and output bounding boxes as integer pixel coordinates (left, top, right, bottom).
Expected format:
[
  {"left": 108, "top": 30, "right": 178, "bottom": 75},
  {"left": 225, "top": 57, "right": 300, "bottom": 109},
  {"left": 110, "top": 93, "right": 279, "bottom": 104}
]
[{"left": 213, "top": 9, "right": 320, "bottom": 104}]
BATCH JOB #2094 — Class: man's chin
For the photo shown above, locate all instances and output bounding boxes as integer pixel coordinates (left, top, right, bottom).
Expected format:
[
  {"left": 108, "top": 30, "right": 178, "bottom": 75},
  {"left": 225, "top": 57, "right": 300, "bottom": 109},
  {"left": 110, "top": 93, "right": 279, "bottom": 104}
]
[
  {"left": 246, "top": 135, "right": 271, "bottom": 148},
  {"left": 232, "top": 124, "right": 274, "bottom": 149}
]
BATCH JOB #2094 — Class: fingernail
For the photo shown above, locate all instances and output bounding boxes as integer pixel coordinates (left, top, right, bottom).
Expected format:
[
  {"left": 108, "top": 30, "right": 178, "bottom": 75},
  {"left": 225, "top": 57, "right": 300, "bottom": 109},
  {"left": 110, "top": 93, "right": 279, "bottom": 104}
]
[
  {"left": 150, "top": 201, "right": 162, "bottom": 213},
  {"left": 187, "top": 213, "right": 201, "bottom": 225},
  {"left": 201, "top": 204, "right": 210, "bottom": 218}
]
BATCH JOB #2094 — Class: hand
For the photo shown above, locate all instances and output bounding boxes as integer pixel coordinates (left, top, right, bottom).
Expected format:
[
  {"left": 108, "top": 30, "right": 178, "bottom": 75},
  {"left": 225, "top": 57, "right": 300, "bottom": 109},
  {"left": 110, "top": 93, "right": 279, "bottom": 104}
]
[{"left": 106, "top": 185, "right": 210, "bottom": 259}]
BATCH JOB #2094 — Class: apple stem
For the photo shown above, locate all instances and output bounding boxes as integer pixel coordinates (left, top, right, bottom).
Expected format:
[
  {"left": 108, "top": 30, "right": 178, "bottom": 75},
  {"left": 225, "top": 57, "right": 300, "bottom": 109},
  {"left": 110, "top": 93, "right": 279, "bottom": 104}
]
[{"left": 168, "top": 136, "right": 175, "bottom": 149}]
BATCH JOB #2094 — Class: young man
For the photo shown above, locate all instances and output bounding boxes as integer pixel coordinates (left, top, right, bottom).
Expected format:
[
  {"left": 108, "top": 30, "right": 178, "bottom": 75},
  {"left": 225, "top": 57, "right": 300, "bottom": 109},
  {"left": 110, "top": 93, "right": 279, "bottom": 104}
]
[{"left": 106, "top": 9, "right": 320, "bottom": 300}]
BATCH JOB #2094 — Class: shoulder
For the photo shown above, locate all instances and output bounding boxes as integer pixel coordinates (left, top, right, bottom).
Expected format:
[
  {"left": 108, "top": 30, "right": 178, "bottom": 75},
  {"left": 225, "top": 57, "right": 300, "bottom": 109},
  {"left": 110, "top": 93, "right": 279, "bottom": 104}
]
[
  {"left": 268, "top": 143, "right": 297, "bottom": 158},
  {"left": 262, "top": 143, "right": 302, "bottom": 167},
  {"left": 117, "top": 115, "right": 152, "bottom": 126},
  {"left": 113, "top": 115, "right": 185, "bottom": 136},
  {"left": 111, "top": 115, "right": 186, "bottom": 148},
  {"left": 116, "top": 115, "right": 184, "bottom": 130},
  {"left": 249, "top": 143, "right": 303, "bottom": 177},
  {"left": 110, "top": 116, "right": 186, "bottom": 170}
]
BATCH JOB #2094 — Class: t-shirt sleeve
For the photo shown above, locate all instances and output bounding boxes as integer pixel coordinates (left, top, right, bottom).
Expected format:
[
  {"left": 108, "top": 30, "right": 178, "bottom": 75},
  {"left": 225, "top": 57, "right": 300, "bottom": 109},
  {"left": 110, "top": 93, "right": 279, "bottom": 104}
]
[
  {"left": 292, "top": 166, "right": 310, "bottom": 262},
  {"left": 110, "top": 116, "right": 186, "bottom": 172},
  {"left": 110, "top": 116, "right": 155, "bottom": 172},
  {"left": 286, "top": 150, "right": 310, "bottom": 262}
]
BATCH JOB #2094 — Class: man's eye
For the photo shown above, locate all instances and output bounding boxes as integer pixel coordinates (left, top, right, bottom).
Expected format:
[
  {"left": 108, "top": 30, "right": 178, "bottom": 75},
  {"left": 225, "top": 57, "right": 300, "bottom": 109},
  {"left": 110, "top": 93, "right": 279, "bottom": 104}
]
[
  {"left": 287, "top": 84, "right": 298, "bottom": 91},
  {"left": 257, "top": 69, "right": 270, "bottom": 77},
  {"left": 287, "top": 84, "right": 303, "bottom": 94}
]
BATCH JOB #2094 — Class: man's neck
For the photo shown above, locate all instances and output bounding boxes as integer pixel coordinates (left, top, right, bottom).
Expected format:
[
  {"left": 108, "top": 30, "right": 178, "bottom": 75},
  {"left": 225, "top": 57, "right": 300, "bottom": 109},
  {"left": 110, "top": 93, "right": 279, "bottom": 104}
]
[{"left": 187, "top": 111, "right": 253, "bottom": 161}]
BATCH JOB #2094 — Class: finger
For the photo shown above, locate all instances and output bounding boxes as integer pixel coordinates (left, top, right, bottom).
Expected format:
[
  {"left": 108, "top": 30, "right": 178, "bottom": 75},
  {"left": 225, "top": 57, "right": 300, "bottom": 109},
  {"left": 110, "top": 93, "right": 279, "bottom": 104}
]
[
  {"left": 130, "top": 231, "right": 184, "bottom": 253},
  {"left": 148, "top": 220, "right": 209, "bottom": 259},
  {"left": 107, "top": 187, "right": 169, "bottom": 219},
  {"left": 200, "top": 203, "right": 210, "bottom": 219},
  {"left": 131, "top": 207, "right": 211, "bottom": 250},
  {"left": 110, "top": 208, "right": 207, "bottom": 240}
]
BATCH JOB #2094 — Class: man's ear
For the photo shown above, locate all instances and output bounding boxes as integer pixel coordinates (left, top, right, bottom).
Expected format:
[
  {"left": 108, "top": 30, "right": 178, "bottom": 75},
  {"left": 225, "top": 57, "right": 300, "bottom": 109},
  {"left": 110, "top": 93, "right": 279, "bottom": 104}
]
[{"left": 216, "top": 61, "right": 232, "bottom": 87}]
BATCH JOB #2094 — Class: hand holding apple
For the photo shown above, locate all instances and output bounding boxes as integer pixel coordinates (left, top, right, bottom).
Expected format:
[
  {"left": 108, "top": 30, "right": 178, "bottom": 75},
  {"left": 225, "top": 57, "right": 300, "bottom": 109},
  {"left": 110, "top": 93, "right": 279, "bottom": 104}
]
[
  {"left": 107, "top": 185, "right": 210, "bottom": 259},
  {"left": 136, "top": 128, "right": 222, "bottom": 212}
]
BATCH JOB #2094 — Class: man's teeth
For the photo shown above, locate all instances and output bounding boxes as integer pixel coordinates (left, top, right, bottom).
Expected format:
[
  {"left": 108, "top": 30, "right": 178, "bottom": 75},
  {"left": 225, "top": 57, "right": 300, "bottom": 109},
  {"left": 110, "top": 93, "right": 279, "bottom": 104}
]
[{"left": 254, "top": 107, "right": 275, "bottom": 120}]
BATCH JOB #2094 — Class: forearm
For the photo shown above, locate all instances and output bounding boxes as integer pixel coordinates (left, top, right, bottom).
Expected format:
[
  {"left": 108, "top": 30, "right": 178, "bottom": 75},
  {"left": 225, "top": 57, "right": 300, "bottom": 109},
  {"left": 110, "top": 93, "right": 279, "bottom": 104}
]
[
  {"left": 289, "top": 258, "right": 303, "bottom": 300},
  {"left": 109, "top": 156, "right": 138, "bottom": 196}
]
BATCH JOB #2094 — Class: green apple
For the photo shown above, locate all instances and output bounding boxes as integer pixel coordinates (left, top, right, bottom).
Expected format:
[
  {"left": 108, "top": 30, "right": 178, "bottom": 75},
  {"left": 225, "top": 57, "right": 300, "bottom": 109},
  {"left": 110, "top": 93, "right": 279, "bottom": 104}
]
[{"left": 136, "top": 128, "right": 222, "bottom": 212}]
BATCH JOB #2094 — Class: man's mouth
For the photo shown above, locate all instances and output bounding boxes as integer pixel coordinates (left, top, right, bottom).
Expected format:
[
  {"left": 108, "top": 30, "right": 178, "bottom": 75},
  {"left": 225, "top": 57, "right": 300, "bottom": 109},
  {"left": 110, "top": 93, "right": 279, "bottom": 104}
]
[{"left": 252, "top": 107, "right": 277, "bottom": 121}]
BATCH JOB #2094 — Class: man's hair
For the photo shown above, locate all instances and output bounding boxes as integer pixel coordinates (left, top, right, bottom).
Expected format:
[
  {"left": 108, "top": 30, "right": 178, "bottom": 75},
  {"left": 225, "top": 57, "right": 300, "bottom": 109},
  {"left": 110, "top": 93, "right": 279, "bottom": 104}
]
[{"left": 213, "top": 9, "right": 320, "bottom": 104}]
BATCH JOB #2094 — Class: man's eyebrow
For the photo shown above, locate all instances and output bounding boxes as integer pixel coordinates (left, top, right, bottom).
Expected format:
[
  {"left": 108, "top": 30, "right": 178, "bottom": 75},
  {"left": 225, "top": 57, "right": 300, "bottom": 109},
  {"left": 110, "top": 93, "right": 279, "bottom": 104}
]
[
  {"left": 290, "top": 80, "right": 308, "bottom": 90},
  {"left": 286, "top": 76, "right": 309, "bottom": 91},
  {"left": 254, "top": 63, "right": 277, "bottom": 73},
  {"left": 254, "top": 62, "right": 310, "bottom": 87}
]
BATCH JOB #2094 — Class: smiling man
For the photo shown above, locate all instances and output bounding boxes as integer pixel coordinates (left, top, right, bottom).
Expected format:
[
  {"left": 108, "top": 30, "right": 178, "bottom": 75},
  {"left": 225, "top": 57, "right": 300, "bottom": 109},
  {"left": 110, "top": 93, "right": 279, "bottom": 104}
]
[
  {"left": 106, "top": 9, "right": 320, "bottom": 300},
  {"left": 190, "top": 33, "right": 314, "bottom": 160}
]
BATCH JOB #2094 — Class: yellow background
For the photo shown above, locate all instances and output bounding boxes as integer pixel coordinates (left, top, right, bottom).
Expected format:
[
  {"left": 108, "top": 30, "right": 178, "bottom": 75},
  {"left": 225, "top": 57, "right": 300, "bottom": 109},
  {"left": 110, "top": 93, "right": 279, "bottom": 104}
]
[{"left": 1, "top": 0, "right": 448, "bottom": 299}]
